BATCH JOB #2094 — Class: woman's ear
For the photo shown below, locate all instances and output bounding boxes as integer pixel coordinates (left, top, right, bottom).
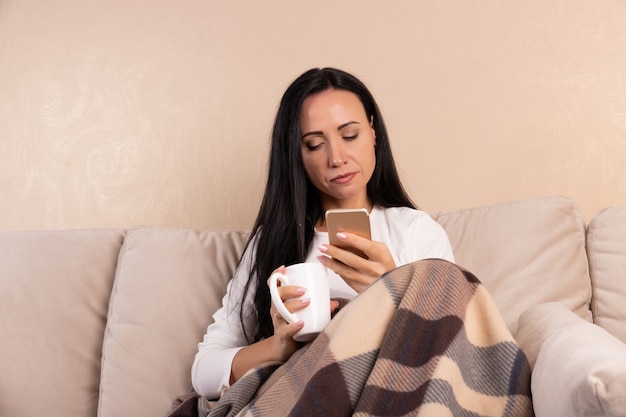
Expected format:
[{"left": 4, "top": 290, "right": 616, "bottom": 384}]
[{"left": 370, "top": 116, "right": 376, "bottom": 144}]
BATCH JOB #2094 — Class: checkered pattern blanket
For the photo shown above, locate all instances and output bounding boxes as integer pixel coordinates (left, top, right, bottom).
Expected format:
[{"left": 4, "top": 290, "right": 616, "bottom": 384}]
[{"left": 171, "top": 259, "right": 533, "bottom": 417}]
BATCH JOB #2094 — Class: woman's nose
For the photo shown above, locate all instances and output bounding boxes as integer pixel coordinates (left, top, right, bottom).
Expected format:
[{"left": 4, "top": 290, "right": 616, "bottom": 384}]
[
  {"left": 328, "top": 141, "right": 346, "bottom": 167},
  {"left": 331, "top": 156, "right": 344, "bottom": 166}
]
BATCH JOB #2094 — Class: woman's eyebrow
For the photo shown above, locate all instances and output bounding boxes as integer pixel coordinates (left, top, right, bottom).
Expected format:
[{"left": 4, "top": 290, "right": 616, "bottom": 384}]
[
  {"left": 338, "top": 121, "right": 360, "bottom": 130},
  {"left": 301, "top": 130, "right": 323, "bottom": 140}
]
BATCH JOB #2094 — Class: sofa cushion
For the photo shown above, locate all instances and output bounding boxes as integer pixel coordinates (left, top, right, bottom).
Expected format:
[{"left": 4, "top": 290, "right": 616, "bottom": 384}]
[
  {"left": 586, "top": 205, "right": 626, "bottom": 344},
  {"left": 98, "top": 227, "right": 249, "bottom": 417},
  {"left": 435, "top": 195, "right": 592, "bottom": 336},
  {"left": 0, "top": 229, "right": 124, "bottom": 417},
  {"left": 517, "top": 302, "right": 626, "bottom": 417}
]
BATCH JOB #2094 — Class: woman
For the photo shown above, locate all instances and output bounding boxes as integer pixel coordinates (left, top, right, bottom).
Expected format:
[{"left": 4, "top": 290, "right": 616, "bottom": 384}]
[{"left": 191, "top": 67, "right": 455, "bottom": 399}]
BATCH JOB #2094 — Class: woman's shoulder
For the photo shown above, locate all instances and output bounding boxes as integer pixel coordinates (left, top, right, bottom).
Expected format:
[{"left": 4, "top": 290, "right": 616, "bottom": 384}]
[
  {"left": 371, "top": 205, "right": 454, "bottom": 263},
  {"left": 372, "top": 205, "right": 436, "bottom": 226},
  {"left": 372, "top": 205, "right": 449, "bottom": 240}
]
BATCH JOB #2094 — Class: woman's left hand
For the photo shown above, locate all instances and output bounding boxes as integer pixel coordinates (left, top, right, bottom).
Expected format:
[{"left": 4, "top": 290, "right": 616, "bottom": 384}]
[{"left": 317, "top": 232, "right": 396, "bottom": 293}]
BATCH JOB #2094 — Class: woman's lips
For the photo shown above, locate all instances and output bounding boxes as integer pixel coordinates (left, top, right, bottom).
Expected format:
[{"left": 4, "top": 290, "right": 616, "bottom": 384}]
[{"left": 331, "top": 172, "right": 356, "bottom": 184}]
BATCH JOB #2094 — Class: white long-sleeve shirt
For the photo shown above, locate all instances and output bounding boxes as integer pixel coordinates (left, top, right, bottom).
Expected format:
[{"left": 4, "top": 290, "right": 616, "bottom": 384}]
[{"left": 191, "top": 206, "right": 455, "bottom": 399}]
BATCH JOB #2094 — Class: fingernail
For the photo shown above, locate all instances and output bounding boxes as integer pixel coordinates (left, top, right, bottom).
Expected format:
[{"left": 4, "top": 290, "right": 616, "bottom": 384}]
[
  {"left": 336, "top": 232, "right": 347, "bottom": 240},
  {"left": 317, "top": 255, "right": 327, "bottom": 264},
  {"left": 296, "top": 287, "right": 306, "bottom": 294},
  {"left": 296, "top": 320, "right": 304, "bottom": 327},
  {"left": 300, "top": 298, "right": 311, "bottom": 305},
  {"left": 317, "top": 244, "right": 328, "bottom": 253}
]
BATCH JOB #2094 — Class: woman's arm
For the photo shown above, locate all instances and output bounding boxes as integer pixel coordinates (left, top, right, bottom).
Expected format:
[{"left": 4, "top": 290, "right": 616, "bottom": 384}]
[
  {"left": 230, "top": 330, "right": 299, "bottom": 383},
  {"left": 192, "top": 263, "right": 312, "bottom": 398},
  {"left": 232, "top": 265, "right": 341, "bottom": 383},
  {"left": 191, "top": 277, "right": 250, "bottom": 398}
]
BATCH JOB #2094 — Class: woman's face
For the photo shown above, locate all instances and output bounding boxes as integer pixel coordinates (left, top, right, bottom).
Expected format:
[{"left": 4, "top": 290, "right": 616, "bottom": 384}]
[{"left": 300, "top": 89, "right": 376, "bottom": 212}]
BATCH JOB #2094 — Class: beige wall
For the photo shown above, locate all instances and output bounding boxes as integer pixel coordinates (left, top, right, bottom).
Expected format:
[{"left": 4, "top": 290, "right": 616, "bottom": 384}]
[{"left": 2, "top": 0, "right": 626, "bottom": 231}]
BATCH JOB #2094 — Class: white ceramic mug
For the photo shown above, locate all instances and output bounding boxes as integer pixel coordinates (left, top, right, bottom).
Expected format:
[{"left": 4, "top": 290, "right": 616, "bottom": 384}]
[{"left": 268, "top": 262, "right": 331, "bottom": 342}]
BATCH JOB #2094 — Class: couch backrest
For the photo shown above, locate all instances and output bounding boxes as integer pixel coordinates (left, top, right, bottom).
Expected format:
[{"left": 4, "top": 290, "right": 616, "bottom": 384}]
[
  {"left": 586, "top": 206, "right": 626, "bottom": 344},
  {"left": 0, "top": 229, "right": 124, "bottom": 417},
  {"left": 97, "top": 226, "right": 249, "bottom": 417},
  {"left": 435, "top": 195, "right": 593, "bottom": 336}
]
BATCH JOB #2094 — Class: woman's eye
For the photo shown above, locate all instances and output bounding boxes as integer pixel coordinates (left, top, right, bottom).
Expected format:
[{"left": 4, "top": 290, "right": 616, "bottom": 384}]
[
  {"left": 343, "top": 133, "right": 358, "bottom": 140},
  {"left": 305, "top": 142, "right": 322, "bottom": 151}
]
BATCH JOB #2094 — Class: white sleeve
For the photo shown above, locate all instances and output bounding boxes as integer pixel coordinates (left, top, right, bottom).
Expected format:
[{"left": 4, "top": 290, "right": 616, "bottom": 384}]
[{"left": 191, "top": 244, "right": 257, "bottom": 399}]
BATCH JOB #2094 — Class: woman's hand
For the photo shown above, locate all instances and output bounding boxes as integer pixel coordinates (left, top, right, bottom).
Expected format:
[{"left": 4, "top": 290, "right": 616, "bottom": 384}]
[
  {"left": 265, "top": 266, "right": 341, "bottom": 361},
  {"left": 317, "top": 232, "right": 396, "bottom": 293},
  {"left": 266, "top": 266, "right": 308, "bottom": 360},
  {"left": 230, "top": 268, "right": 310, "bottom": 384}
]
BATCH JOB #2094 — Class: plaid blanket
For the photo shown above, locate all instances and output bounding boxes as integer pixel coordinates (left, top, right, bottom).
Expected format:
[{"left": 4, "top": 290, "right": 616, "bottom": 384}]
[{"left": 171, "top": 259, "right": 533, "bottom": 417}]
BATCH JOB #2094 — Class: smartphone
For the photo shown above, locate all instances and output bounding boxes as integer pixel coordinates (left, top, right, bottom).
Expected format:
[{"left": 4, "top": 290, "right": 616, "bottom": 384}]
[{"left": 325, "top": 208, "right": 371, "bottom": 258}]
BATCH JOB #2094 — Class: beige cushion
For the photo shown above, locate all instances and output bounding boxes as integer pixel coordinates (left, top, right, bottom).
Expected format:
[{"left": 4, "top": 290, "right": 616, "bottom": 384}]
[
  {"left": 586, "top": 206, "right": 626, "bottom": 344},
  {"left": 517, "top": 302, "right": 626, "bottom": 417},
  {"left": 435, "top": 195, "right": 592, "bottom": 336},
  {"left": 98, "top": 227, "right": 248, "bottom": 417},
  {"left": 0, "top": 229, "right": 124, "bottom": 417}
]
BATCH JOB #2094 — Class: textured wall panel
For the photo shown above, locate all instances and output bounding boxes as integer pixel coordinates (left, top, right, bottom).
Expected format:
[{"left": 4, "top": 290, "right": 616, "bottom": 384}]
[{"left": 1, "top": 0, "right": 625, "bottom": 231}]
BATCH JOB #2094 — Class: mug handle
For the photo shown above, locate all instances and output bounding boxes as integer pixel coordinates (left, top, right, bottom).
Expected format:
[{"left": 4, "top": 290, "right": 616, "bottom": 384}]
[{"left": 268, "top": 272, "right": 299, "bottom": 324}]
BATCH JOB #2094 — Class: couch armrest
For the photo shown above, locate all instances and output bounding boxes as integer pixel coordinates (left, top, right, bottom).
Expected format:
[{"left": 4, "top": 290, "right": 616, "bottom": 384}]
[{"left": 516, "top": 302, "right": 626, "bottom": 417}]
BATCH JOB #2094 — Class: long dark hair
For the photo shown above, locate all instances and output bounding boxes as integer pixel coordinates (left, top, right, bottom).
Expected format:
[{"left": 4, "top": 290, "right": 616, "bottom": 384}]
[{"left": 239, "top": 67, "right": 416, "bottom": 342}]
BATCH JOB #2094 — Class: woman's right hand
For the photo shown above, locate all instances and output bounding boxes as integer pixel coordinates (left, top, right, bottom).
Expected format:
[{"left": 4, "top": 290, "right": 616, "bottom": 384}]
[
  {"left": 267, "top": 265, "right": 308, "bottom": 361},
  {"left": 231, "top": 267, "right": 340, "bottom": 385}
]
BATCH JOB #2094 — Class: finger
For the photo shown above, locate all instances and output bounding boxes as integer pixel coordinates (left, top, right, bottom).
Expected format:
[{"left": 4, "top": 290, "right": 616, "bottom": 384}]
[
  {"left": 275, "top": 318, "right": 304, "bottom": 338},
  {"left": 334, "top": 232, "right": 372, "bottom": 257},
  {"left": 321, "top": 238, "right": 395, "bottom": 276},
  {"left": 332, "top": 233, "right": 394, "bottom": 266},
  {"left": 277, "top": 285, "right": 307, "bottom": 300},
  {"left": 270, "top": 305, "right": 279, "bottom": 324},
  {"left": 318, "top": 243, "right": 370, "bottom": 271},
  {"left": 271, "top": 308, "right": 288, "bottom": 330},
  {"left": 283, "top": 297, "right": 310, "bottom": 314},
  {"left": 271, "top": 296, "right": 310, "bottom": 324},
  {"left": 318, "top": 255, "right": 371, "bottom": 288},
  {"left": 272, "top": 310, "right": 282, "bottom": 322}
]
